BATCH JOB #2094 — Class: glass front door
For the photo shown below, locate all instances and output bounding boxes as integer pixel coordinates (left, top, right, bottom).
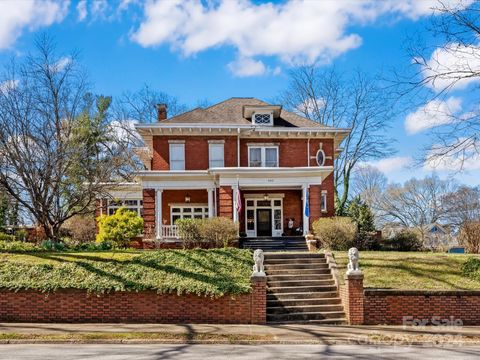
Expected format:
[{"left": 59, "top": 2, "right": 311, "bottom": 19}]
[{"left": 256, "top": 209, "right": 272, "bottom": 237}]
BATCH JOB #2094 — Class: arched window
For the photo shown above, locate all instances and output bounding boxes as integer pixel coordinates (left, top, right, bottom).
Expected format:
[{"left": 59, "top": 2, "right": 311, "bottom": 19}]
[{"left": 316, "top": 149, "right": 326, "bottom": 166}]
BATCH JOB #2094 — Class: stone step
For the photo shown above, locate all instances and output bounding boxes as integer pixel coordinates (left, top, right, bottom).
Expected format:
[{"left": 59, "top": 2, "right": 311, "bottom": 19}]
[
  {"left": 266, "top": 268, "right": 332, "bottom": 275},
  {"left": 265, "top": 263, "right": 329, "bottom": 270},
  {"left": 265, "top": 258, "right": 327, "bottom": 265},
  {"left": 267, "top": 311, "right": 346, "bottom": 322},
  {"left": 267, "top": 318, "right": 347, "bottom": 325},
  {"left": 267, "top": 304, "right": 345, "bottom": 314},
  {"left": 267, "top": 297, "right": 343, "bottom": 307},
  {"left": 264, "top": 253, "right": 324, "bottom": 259},
  {"left": 267, "top": 274, "right": 333, "bottom": 281},
  {"left": 267, "top": 291, "right": 339, "bottom": 300},
  {"left": 267, "top": 279, "right": 335, "bottom": 287},
  {"left": 267, "top": 285, "right": 338, "bottom": 293}
]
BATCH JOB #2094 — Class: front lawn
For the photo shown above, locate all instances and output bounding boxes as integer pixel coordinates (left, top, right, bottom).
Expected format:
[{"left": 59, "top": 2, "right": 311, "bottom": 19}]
[
  {"left": 334, "top": 251, "right": 480, "bottom": 290},
  {"left": 0, "top": 248, "right": 253, "bottom": 297}
]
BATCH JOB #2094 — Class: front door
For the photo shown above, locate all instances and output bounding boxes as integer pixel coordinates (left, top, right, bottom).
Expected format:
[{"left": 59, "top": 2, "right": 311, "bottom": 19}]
[{"left": 256, "top": 209, "right": 272, "bottom": 237}]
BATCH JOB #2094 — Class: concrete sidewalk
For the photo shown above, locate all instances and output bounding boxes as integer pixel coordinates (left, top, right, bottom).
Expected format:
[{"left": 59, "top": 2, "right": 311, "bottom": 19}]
[{"left": 1, "top": 323, "right": 480, "bottom": 345}]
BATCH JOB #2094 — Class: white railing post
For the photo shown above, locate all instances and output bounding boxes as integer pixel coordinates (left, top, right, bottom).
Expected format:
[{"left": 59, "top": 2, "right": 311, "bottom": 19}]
[
  {"left": 207, "top": 188, "right": 215, "bottom": 218},
  {"left": 155, "top": 189, "right": 163, "bottom": 239}
]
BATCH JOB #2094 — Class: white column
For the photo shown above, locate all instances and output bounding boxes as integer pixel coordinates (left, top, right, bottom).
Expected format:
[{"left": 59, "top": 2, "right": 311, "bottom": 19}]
[
  {"left": 155, "top": 189, "right": 163, "bottom": 239},
  {"left": 302, "top": 185, "right": 309, "bottom": 236},
  {"left": 232, "top": 185, "right": 239, "bottom": 223},
  {"left": 207, "top": 188, "right": 215, "bottom": 218}
]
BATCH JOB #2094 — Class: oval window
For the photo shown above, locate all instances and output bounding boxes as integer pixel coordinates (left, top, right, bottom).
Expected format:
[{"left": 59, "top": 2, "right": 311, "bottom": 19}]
[{"left": 316, "top": 149, "right": 325, "bottom": 166}]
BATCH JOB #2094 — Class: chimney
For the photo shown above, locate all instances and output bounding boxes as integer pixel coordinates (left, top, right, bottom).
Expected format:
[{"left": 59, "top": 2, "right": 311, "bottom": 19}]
[{"left": 156, "top": 103, "right": 167, "bottom": 121}]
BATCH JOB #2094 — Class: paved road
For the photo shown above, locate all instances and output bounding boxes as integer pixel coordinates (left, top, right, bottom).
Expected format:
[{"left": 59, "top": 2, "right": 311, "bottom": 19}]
[{"left": 0, "top": 344, "right": 479, "bottom": 359}]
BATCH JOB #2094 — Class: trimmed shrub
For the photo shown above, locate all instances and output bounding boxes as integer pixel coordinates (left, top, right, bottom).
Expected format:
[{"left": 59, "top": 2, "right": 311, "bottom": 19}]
[
  {"left": 0, "top": 240, "right": 41, "bottom": 253},
  {"left": 14, "top": 229, "right": 28, "bottom": 242},
  {"left": 200, "top": 217, "right": 238, "bottom": 248},
  {"left": 0, "top": 233, "right": 16, "bottom": 242},
  {"left": 96, "top": 207, "right": 144, "bottom": 247},
  {"left": 176, "top": 218, "right": 203, "bottom": 248},
  {"left": 462, "top": 257, "right": 480, "bottom": 280},
  {"left": 312, "top": 217, "right": 357, "bottom": 250},
  {"left": 383, "top": 229, "right": 423, "bottom": 251}
]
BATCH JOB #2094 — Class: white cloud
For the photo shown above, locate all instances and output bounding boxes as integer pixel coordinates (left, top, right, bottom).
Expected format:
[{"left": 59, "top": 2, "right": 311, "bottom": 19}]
[
  {"left": 0, "top": 79, "right": 18, "bottom": 94},
  {"left": 228, "top": 57, "right": 266, "bottom": 77},
  {"left": 131, "top": 0, "right": 470, "bottom": 77},
  {"left": 405, "top": 97, "right": 462, "bottom": 135},
  {"left": 421, "top": 42, "right": 480, "bottom": 91},
  {"left": 76, "top": 0, "right": 87, "bottom": 22},
  {"left": 296, "top": 98, "right": 326, "bottom": 115},
  {"left": 424, "top": 137, "right": 480, "bottom": 171},
  {"left": 365, "top": 156, "right": 413, "bottom": 173},
  {"left": 0, "top": 0, "right": 68, "bottom": 49}
]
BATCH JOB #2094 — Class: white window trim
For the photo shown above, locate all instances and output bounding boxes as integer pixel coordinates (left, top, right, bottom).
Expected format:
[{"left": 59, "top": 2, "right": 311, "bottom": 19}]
[
  {"left": 321, "top": 190, "right": 328, "bottom": 212},
  {"left": 208, "top": 142, "right": 225, "bottom": 168},
  {"left": 316, "top": 149, "right": 326, "bottom": 166},
  {"left": 252, "top": 112, "right": 273, "bottom": 126},
  {"left": 170, "top": 203, "right": 209, "bottom": 224},
  {"left": 107, "top": 199, "right": 143, "bottom": 217},
  {"left": 247, "top": 146, "right": 279, "bottom": 167},
  {"left": 169, "top": 143, "right": 185, "bottom": 170}
]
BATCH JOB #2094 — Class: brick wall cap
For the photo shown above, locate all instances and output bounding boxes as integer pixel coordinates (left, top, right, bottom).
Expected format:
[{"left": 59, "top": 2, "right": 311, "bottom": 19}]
[
  {"left": 345, "top": 273, "right": 364, "bottom": 280},
  {"left": 250, "top": 276, "right": 267, "bottom": 283},
  {"left": 364, "top": 289, "right": 480, "bottom": 296}
]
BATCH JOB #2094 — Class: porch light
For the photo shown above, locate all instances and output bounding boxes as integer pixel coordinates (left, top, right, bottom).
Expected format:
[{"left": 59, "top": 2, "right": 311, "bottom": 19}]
[
  {"left": 185, "top": 194, "right": 191, "bottom": 203},
  {"left": 263, "top": 194, "right": 268, "bottom": 200}
]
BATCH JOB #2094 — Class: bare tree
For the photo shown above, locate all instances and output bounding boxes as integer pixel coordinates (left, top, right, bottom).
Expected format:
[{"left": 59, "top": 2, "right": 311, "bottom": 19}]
[
  {"left": 376, "top": 175, "right": 457, "bottom": 240},
  {"left": 443, "top": 185, "right": 480, "bottom": 227},
  {"left": 396, "top": 1, "right": 480, "bottom": 168},
  {"left": 113, "top": 84, "right": 188, "bottom": 124},
  {"left": 351, "top": 164, "right": 388, "bottom": 205},
  {"left": 0, "top": 36, "right": 133, "bottom": 240},
  {"left": 279, "top": 66, "right": 395, "bottom": 214}
]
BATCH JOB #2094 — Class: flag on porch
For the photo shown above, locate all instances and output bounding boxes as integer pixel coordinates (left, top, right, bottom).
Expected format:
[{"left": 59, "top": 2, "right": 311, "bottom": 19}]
[
  {"left": 304, "top": 189, "right": 310, "bottom": 217},
  {"left": 235, "top": 187, "right": 242, "bottom": 214}
]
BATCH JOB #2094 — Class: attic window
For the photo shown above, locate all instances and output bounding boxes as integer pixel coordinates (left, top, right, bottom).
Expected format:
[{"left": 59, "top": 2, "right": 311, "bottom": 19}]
[{"left": 253, "top": 112, "right": 273, "bottom": 126}]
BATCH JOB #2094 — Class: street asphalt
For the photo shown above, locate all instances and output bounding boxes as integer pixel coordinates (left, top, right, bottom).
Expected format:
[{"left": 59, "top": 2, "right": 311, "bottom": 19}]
[{"left": 0, "top": 344, "right": 479, "bottom": 360}]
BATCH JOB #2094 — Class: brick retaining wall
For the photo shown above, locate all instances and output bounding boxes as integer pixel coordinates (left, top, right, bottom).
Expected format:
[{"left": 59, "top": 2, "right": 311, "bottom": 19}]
[
  {"left": 364, "top": 290, "right": 480, "bottom": 325},
  {"left": 0, "top": 278, "right": 267, "bottom": 324}
]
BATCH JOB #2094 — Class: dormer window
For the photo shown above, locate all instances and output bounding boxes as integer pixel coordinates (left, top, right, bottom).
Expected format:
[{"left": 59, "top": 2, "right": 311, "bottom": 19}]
[{"left": 253, "top": 112, "right": 273, "bottom": 126}]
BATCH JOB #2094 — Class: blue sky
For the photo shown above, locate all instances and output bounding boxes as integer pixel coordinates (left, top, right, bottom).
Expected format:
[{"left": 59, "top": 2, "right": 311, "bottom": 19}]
[{"left": 0, "top": 0, "right": 478, "bottom": 186}]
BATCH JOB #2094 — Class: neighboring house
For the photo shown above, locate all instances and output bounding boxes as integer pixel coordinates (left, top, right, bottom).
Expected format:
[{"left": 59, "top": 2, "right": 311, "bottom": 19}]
[{"left": 97, "top": 97, "right": 350, "bottom": 241}]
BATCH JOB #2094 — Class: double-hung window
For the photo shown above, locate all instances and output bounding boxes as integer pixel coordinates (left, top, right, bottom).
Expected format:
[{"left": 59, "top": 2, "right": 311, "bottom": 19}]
[
  {"left": 107, "top": 199, "right": 143, "bottom": 216},
  {"left": 208, "top": 142, "right": 224, "bottom": 168},
  {"left": 248, "top": 146, "right": 278, "bottom": 167},
  {"left": 169, "top": 143, "right": 185, "bottom": 170}
]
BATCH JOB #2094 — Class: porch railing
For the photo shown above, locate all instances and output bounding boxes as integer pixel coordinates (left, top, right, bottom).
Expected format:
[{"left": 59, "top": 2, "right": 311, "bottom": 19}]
[{"left": 161, "top": 225, "right": 179, "bottom": 239}]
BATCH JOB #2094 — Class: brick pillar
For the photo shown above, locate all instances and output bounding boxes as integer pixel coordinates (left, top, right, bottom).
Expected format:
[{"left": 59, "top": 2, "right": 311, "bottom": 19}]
[
  {"left": 343, "top": 273, "right": 364, "bottom": 325},
  {"left": 143, "top": 189, "right": 156, "bottom": 239},
  {"left": 250, "top": 276, "right": 267, "bottom": 324},
  {"left": 309, "top": 185, "right": 322, "bottom": 229},
  {"left": 219, "top": 186, "right": 233, "bottom": 219}
]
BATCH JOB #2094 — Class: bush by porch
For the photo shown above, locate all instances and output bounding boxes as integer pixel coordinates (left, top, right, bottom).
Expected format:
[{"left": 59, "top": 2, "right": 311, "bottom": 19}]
[{"left": 0, "top": 248, "right": 253, "bottom": 297}]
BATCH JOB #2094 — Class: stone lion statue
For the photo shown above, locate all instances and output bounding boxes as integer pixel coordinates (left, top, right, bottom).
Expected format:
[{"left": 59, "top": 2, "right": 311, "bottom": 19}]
[
  {"left": 252, "top": 249, "right": 265, "bottom": 276},
  {"left": 347, "top": 247, "right": 361, "bottom": 275}
]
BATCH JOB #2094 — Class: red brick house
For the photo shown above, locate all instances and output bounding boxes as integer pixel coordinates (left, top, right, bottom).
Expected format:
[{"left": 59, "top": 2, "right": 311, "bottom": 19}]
[{"left": 99, "top": 98, "right": 349, "bottom": 241}]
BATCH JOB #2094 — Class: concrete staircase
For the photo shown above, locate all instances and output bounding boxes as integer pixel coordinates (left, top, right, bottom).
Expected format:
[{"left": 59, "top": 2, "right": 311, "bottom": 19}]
[
  {"left": 264, "top": 252, "right": 346, "bottom": 324},
  {"left": 241, "top": 237, "right": 307, "bottom": 251}
]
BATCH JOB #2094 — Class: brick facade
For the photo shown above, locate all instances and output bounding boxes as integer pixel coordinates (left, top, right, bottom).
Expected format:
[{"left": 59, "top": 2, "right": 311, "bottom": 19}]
[
  {"left": 219, "top": 186, "right": 233, "bottom": 219},
  {"left": 0, "top": 278, "right": 267, "bottom": 324},
  {"left": 143, "top": 189, "right": 156, "bottom": 237},
  {"left": 364, "top": 290, "right": 480, "bottom": 325}
]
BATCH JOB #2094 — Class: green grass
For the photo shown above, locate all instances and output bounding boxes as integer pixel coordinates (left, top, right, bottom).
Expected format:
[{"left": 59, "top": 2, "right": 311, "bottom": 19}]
[
  {"left": 0, "top": 248, "right": 253, "bottom": 296},
  {"left": 0, "top": 332, "right": 273, "bottom": 343},
  {"left": 334, "top": 251, "right": 480, "bottom": 290}
]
